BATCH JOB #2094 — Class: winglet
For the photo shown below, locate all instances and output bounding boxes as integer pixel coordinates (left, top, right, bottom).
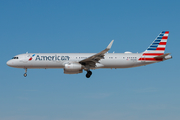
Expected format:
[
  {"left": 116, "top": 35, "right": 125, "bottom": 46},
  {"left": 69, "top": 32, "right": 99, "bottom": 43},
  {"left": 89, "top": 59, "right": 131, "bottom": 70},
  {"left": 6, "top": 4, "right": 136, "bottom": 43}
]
[{"left": 107, "top": 40, "right": 114, "bottom": 50}]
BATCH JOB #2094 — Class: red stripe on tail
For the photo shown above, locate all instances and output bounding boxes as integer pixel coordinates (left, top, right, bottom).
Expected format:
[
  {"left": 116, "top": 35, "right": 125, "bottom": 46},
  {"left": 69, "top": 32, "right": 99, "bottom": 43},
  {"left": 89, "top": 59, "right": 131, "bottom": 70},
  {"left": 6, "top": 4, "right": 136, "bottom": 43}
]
[
  {"left": 159, "top": 42, "right": 167, "bottom": 45},
  {"left": 156, "top": 48, "right": 165, "bottom": 50},
  {"left": 143, "top": 53, "right": 164, "bottom": 56},
  {"left": 162, "top": 36, "right": 168, "bottom": 39}
]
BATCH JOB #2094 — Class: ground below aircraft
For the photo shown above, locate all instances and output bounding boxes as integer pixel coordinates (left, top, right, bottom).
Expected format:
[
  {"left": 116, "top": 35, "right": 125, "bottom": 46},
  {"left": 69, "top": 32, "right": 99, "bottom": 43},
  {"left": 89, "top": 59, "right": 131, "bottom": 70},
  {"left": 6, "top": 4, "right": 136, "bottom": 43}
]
[{"left": 7, "top": 31, "right": 172, "bottom": 78}]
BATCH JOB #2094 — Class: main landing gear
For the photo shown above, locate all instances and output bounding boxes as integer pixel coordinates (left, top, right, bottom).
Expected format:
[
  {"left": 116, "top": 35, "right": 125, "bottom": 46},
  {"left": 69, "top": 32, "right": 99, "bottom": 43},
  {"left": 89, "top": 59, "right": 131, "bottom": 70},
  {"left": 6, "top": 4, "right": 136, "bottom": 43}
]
[
  {"left": 24, "top": 68, "right": 27, "bottom": 77},
  {"left": 86, "top": 70, "right": 92, "bottom": 78}
]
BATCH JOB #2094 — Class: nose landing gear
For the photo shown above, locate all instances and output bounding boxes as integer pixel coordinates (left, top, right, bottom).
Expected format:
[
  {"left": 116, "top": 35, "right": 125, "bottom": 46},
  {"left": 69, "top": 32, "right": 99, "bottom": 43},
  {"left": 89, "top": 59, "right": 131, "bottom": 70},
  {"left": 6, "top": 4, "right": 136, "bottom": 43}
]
[
  {"left": 23, "top": 68, "right": 27, "bottom": 77},
  {"left": 86, "top": 70, "right": 92, "bottom": 78}
]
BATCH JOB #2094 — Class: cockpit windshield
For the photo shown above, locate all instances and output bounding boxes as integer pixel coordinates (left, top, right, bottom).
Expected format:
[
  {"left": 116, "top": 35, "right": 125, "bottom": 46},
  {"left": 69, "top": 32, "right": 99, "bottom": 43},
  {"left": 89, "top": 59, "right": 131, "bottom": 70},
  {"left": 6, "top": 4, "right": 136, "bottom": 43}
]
[{"left": 12, "top": 57, "right": 19, "bottom": 59}]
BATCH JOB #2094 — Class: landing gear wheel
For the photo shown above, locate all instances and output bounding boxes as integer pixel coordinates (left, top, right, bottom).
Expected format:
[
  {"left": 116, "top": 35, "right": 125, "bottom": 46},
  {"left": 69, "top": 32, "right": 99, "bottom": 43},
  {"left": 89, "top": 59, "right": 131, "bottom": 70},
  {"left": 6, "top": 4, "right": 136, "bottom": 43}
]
[
  {"left": 86, "top": 71, "right": 92, "bottom": 78},
  {"left": 86, "top": 74, "right": 90, "bottom": 78},
  {"left": 24, "top": 73, "right": 27, "bottom": 77},
  {"left": 24, "top": 68, "right": 27, "bottom": 77}
]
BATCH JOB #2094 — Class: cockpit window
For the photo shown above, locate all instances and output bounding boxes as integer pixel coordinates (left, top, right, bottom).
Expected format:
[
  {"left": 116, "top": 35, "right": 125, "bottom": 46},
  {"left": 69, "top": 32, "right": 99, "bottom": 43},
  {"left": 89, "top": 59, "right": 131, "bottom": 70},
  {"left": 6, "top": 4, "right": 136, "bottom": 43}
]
[{"left": 12, "top": 57, "right": 18, "bottom": 59}]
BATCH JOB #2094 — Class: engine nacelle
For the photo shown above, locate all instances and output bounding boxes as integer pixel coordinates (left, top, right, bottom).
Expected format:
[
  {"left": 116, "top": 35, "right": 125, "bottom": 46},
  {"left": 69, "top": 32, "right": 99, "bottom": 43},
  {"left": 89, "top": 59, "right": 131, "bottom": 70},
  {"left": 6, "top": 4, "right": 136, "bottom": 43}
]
[{"left": 64, "top": 63, "right": 83, "bottom": 74}]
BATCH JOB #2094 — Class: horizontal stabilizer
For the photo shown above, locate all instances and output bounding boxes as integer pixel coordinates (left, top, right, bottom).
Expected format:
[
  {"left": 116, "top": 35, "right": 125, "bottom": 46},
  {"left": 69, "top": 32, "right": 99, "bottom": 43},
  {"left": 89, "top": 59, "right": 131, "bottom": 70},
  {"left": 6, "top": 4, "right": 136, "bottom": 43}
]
[{"left": 154, "top": 53, "right": 171, "bottom": 59}]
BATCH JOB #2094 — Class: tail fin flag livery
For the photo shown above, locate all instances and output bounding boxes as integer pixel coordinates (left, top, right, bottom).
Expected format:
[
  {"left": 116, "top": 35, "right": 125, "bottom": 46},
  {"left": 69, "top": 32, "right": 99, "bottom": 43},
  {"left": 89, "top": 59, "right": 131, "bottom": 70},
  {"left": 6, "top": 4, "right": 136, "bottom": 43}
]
[
  {"left": 6, "top": 31, "right": 172, "bottom": 78},
  {"left": 139, "top": 31, "right": 170, "bottom": 61}
]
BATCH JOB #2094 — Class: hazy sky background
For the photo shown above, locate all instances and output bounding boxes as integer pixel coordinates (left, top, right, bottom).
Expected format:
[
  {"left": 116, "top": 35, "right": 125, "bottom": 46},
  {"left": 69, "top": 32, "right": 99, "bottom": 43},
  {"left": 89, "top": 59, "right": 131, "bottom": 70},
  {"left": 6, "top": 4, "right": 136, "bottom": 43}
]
[{"left": 0, "top": 0, "right": 179, "bottom": 120}]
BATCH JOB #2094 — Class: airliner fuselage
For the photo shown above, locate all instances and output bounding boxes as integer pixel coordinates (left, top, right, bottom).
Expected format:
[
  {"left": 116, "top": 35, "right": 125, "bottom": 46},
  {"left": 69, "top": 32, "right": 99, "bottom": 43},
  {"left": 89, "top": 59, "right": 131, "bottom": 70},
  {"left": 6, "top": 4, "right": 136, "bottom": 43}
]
[
  {"left": 7, "top": 31, "right": 172, "bottom": 78},
  {"left": 7, "top": 53, "right": 147, "bottom": 69}
]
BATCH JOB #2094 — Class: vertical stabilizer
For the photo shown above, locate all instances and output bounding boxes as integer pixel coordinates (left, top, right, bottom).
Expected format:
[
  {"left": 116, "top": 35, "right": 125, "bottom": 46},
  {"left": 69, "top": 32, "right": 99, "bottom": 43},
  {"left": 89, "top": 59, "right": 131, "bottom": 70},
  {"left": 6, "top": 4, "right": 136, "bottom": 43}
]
[{"left": 139, "top": 31, "right": 169, "bottom": 61}]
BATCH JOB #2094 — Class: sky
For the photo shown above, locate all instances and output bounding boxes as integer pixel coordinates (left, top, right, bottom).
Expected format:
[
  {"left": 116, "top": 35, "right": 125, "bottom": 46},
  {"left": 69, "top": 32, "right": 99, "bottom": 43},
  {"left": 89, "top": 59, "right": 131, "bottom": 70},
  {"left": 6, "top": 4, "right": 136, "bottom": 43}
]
[{"left": 0, "top": 0, "right": 180, "bottom": 120}]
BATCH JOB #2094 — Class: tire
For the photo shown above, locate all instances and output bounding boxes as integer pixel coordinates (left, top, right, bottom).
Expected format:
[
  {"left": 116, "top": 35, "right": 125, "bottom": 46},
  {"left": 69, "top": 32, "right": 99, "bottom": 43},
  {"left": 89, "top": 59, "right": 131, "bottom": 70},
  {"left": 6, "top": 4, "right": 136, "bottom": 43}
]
[{"left": 24, "top": 73, "right": 27, "bottom": 77}]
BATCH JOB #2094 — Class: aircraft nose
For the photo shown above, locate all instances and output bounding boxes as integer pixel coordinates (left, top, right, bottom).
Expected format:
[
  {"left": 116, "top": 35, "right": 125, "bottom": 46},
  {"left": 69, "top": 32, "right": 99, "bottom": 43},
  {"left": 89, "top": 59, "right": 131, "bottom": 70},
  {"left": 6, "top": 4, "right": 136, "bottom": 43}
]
[{"left": 6, "top": 60, "right": 13, "bottom": 67}]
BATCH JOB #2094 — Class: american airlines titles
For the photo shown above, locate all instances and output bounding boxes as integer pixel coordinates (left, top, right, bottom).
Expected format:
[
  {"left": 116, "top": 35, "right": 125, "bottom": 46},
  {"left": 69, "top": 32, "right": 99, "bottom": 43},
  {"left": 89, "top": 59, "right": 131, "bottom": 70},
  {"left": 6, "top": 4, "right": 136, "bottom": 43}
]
[{"left": 35, "top": 55, "right": 70, "bottom": 61}]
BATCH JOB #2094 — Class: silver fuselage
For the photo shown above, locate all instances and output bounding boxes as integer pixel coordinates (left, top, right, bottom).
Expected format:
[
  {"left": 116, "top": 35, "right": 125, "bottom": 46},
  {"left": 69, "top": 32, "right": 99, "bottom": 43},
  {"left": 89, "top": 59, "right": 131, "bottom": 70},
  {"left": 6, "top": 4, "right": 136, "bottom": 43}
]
[{"left": 7, "top": 53, "right": 156, "bottom": 69}]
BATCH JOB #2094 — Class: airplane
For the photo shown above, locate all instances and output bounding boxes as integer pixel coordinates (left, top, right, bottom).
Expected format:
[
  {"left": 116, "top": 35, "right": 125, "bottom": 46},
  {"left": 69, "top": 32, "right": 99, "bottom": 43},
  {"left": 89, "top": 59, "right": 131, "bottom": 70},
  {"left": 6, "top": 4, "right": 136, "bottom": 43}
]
[{"left": 6, "top": 31, "right": 172, "bottom": 78}]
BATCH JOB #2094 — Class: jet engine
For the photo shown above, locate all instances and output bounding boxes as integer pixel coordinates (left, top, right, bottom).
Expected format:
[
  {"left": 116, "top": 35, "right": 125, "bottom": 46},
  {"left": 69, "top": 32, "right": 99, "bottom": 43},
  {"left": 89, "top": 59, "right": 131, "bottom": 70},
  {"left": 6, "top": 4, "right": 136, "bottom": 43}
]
[{"left": 64, "top": 63, "right": 83, "bottom": 74}]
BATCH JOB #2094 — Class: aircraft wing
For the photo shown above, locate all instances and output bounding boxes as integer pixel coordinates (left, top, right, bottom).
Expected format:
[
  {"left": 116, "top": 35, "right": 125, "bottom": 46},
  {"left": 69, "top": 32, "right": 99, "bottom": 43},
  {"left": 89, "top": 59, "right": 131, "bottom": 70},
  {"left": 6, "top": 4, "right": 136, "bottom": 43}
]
[{"left": 79, "top": 40, "right": 114, "bottom": 68}]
